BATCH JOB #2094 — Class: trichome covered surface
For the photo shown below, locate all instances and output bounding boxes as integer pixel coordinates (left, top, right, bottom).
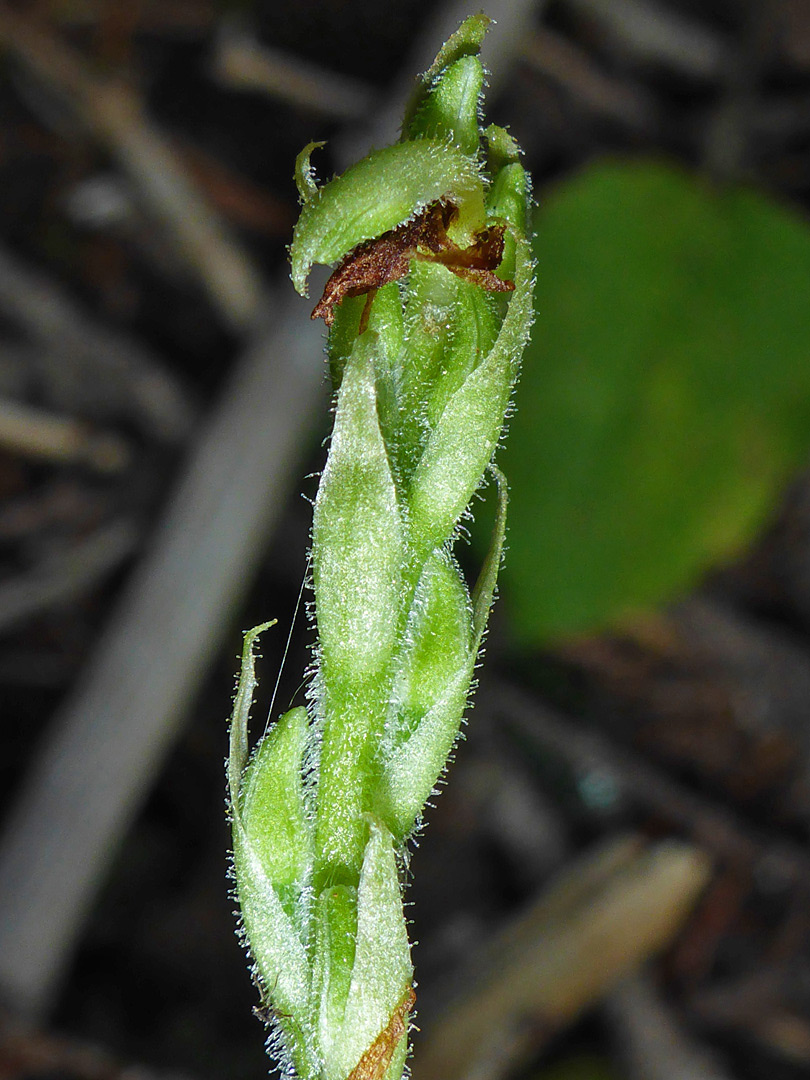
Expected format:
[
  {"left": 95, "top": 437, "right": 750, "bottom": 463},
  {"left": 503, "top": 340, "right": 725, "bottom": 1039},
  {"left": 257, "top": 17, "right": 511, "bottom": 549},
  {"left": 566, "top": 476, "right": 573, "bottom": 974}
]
[{"left": 228, "top": 16, "right": 534, "bottom": 1080}]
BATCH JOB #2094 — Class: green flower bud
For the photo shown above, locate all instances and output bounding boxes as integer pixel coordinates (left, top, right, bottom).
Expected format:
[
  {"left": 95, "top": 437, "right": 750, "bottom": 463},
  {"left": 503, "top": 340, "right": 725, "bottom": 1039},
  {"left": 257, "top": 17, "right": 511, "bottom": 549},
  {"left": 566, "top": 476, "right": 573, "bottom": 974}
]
[
  {"left": 407, "top": 54, "right": 485, "bottom": 155},
  {"left": 240, "top": 705, "right": 312, "bottom": 903},
  {"left": 313, "top": 337, "right": 403, "bottom": 681},
  {"left": 313, "top": 335, "right": 405, "bottom": 882},
  {"left": 402, "top": 13, "right": 491, "bottom": 132},
  {"left": 378, "top": 472, "right": 508, "bottom": 839},
  {"left": 407, "top": 235, "right": 533, "bottom": 557},
  {"left": 228, "top": 628, "right": 315, "bottom": 1076},
  {"left": 316, "top": 820, "right": 412, "bottom": 1080}
]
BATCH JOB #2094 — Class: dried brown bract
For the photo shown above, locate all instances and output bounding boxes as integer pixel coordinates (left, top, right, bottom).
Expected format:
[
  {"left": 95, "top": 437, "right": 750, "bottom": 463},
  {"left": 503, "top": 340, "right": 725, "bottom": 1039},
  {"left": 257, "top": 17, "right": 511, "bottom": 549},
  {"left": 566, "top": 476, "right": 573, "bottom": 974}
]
[
  {"left": 312, "top": 201, "right": 514, "bottom": 327},
  {"left": 346, "top": 987, "right": 416, "bottom": 1080}
]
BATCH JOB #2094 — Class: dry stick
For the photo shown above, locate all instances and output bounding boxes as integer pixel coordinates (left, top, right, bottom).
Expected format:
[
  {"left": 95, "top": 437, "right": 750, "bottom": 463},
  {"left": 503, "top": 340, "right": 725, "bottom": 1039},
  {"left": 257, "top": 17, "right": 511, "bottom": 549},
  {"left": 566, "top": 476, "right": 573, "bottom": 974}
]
[
  {"left": 212, "top": 22, "right": 376, "bottom": 121},
  {"left": 702, "top": 4, "right": 772, "bottom": 182},
  {"left": 0, "top": 519, "right": 140, "bottom": 635},
  {"left": 55, "top": 0, "right": 216, "bottom": 37},
  {"left": 0, "top": 483, "right": 108, "bottom": 544},
  {"left": 606, "top": 972, "right": 733, "bottom": 1080},
  {"left": 0, "top": 4, "right": 262, "bottom": 332},
  {"left": 0, "top": 244, "right": 194, "bottom": 443},
  {"left": 519, "top": 27, "right": 655, "bottom": 129},
  {"left": 564, "top": 0, "right": 728, "bottom": 80},
  {"left": 0, "top": 298, "right": 325, "bottom": 1016},
  {"left": 0, "top": 397, "right": 130, "bottom": 472},
  {"left": 413, "top": 836, "right": 712, "bottom": 1080},
  {"left": 488, "top": 678, "right": 810, "bottom": 881},
  {"left": 337, "top": 0, "right": 545, "bottom": 164},
  {"left": 0, "top": 0, "right": 543, "bottom": 1018},
  {"left": 0, "top": 1006, "right": 195, "bottom": 1080}
]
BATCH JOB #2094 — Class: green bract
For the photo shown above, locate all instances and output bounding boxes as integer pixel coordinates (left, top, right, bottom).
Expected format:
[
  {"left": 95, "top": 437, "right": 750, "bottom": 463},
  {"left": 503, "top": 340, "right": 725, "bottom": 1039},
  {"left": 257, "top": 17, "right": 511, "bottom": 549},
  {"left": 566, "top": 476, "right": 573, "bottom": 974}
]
[{"left": 229, "top": 17, "right": 534, "bottom": 1080}]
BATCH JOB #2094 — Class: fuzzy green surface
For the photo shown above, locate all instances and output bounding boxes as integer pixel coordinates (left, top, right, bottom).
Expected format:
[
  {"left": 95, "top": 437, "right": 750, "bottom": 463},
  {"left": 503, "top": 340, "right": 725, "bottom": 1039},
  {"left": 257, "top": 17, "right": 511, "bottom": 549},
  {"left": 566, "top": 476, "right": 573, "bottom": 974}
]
[{"left": 230, "top": 16, "right": 535, "bottom": 1080}]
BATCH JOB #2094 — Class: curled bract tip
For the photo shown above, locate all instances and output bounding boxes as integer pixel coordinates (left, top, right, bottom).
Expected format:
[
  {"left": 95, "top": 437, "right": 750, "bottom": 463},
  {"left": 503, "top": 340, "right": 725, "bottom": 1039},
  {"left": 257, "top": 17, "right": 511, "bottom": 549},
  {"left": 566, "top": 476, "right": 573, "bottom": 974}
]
[{"left": 295, "top": 141, "right": 326, "bottom": 203}]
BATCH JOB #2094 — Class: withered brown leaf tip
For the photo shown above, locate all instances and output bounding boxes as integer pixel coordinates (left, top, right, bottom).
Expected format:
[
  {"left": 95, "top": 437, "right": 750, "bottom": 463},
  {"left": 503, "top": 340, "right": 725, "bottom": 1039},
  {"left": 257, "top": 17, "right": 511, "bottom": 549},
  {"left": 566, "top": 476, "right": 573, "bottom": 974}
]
[{"left": 312, "top": 201, "right": 514, "bottom": 327}]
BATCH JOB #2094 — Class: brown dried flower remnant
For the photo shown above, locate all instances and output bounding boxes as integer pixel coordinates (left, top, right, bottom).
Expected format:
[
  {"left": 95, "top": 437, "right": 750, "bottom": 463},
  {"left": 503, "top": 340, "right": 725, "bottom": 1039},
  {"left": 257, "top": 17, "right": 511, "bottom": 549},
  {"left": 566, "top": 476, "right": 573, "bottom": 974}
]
[{"left": 312, "top": 201, "right": 514, "bottom": 327}]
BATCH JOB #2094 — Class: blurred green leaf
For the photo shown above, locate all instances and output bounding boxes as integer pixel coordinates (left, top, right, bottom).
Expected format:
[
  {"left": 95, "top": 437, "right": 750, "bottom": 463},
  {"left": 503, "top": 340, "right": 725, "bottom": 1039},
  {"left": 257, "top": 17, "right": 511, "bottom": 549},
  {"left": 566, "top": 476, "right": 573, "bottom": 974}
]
[{"left": 501, "top": 159, "right": 810, "bottom": 642}]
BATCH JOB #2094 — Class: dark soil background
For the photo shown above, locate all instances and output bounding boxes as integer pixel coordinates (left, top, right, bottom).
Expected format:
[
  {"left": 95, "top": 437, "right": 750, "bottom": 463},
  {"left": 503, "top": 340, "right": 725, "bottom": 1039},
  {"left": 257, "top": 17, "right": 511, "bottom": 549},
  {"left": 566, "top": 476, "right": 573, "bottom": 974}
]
[{"left": 2, "top": 3, "right": 810, "bottom": 1080}]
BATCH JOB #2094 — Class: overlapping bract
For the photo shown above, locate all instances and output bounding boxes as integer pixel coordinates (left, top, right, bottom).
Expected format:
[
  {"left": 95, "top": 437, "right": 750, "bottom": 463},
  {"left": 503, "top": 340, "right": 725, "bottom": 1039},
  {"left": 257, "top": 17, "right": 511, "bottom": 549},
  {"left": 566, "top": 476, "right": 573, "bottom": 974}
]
[{"left": 229, "top": 17, "right": 534, "bottom": 1080}]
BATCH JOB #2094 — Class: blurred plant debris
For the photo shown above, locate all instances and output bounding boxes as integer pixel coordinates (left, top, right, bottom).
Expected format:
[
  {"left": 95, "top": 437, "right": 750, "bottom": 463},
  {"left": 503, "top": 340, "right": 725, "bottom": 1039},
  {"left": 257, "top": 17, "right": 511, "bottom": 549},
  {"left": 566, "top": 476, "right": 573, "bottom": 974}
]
[{"left": 1, "top": 3, "right": 810, "bottom": 1080}]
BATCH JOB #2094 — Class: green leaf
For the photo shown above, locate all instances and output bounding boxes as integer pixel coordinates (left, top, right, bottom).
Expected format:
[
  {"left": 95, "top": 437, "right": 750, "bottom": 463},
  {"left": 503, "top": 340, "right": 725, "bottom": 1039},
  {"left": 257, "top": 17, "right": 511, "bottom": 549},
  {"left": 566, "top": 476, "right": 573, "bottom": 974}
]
[
  {"left": 290, "top": 140, "right": 485, "bottom": 296},
  {"left": 365, "top": 285, "right": 406, "bottom": 455},
  {"left": 397, "top": 263, "right": 458, "bottom": 466},
  {"left": 327, "top": 294, "right": 365, "bottom": 388},
  {"left": 501, "top": 159, "right": 810, "bottom": 641},
  {"left": 487, "top": 163, "right": 530, "bottom": 230},
  {"left": 343, "top": 818, "right": 412, "bottom": 1049},
  {"left": 425, "top": 282, "right": 501, "bottom": 429}
]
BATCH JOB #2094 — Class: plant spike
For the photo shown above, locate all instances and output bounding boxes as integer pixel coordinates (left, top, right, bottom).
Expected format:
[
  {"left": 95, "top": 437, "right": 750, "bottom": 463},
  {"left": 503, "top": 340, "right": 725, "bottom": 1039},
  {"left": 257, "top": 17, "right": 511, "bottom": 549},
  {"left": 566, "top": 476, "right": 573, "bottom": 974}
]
[{"left": 228, "top": 17, "right": 534, "bottom": 1080}]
